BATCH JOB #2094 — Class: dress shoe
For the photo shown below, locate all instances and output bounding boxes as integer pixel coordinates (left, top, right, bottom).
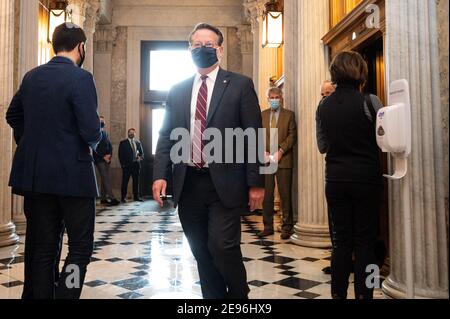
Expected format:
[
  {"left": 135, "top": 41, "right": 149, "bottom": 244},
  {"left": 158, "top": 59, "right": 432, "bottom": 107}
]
[
  {"left": 134, "top": 198, "right": 144, "bottom": 202},
  {"left": 257, "top": 229, "right": 274, "bottom": 237},
  {"left": 322, "top": 266, "right": 332, "bottom": 275},
  {"left": 280, "top": 230, "right": 292, "bottom": 240},
  {"left": 109, "top": 198, "right": 120, "bottom": 206}
]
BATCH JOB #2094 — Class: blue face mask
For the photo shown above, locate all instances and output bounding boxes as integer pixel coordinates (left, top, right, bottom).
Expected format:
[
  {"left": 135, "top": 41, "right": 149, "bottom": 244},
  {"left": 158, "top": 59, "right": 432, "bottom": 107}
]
[
  {"left": 269, "top": 99, "right": 281, "bottom": 110},
  {"left": 191, "top": 46, "right": 218, "bottom": 69}
]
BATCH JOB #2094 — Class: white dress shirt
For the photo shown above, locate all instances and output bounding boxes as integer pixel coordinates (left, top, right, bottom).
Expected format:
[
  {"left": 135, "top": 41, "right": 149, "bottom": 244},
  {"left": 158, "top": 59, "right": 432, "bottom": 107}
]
[{"left": 189, "top": 66, "right": 220, "bottom": 167}]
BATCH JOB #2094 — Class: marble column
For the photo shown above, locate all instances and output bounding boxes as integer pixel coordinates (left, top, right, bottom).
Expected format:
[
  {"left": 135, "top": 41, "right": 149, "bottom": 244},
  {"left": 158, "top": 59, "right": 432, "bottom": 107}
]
[
  {"left": 83, "top": 0, "right": 100, "bottom": 73},
  {"left": 68, "top": 0, "right": 100, "bottom": 73},
  {"left": 382, "top": 0, "right": 449, "bottom": 299},
  {"left": 243, "top": 0, "right": 265, "bottom": 90},
  {"left": 0, "top": 0, "right": 20, "bottom": 247},
  {"left": 290, "top": 0, "right": 331, "bottom": 248},
  {"left": 283, "top": 0, "right": 299, "bottom": 221},
  {"left": 12, "top": 0, "right": 40, "bottom": 236},
  {"left": 236, "top": 24, "right": 253, "bottom": 79},
  {"left": 94, "top": 26, "right": 116, "bottom": 127}
]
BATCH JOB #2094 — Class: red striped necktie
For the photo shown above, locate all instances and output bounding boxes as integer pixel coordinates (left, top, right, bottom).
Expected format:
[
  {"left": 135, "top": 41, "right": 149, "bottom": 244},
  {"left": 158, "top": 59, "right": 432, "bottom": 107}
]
[{"left": 192, "top": 75, "right": 208, "bottom": 168}]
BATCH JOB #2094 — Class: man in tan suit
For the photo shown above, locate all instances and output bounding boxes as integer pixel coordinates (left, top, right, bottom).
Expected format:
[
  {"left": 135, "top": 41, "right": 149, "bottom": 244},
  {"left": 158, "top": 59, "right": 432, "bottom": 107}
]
[{"left": 259, "top": 87, "right": 297, "bottom": 240}]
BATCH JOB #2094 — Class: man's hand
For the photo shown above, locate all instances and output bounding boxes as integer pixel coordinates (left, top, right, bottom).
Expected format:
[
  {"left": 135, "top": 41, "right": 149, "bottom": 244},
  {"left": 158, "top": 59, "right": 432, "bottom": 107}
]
[
  {"left": 152, "top": 179, "right": 167, "bottom": 207},
  {"left": 264, "top": 152, "right": 271, "bottom": 164},
  {"left": 249, "top": 187, "right": 265, "bottom": 212},
  {"left": 272, "top": 150, "right": 283, "bottom": 163},
  {"left": 103, "top": 154, "right": 112, "bottom": 163}
]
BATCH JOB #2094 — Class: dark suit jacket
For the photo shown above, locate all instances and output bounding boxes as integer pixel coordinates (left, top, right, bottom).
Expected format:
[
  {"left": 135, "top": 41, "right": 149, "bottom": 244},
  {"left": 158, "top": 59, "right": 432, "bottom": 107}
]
[
  {"left": 153, "top": 68, "right": 265, "bottom": 209},
  {"left": 94, "top": 130, "right": 113, "bottom": 164},
  {"left": 262, "top": 108, "right": 297, "bottom": 169},
  {"left": 6, "top": 56, "right": 102, "bottom": 198},
  {"left": 119, "top": 139, "right": 144, "bottom": 168}
]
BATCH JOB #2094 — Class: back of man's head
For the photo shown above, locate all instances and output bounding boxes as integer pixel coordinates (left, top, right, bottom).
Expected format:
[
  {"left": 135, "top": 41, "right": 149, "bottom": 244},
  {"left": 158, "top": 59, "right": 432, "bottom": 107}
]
[{"left": 52, "top": 22, "right": 86, "bottom": 54}]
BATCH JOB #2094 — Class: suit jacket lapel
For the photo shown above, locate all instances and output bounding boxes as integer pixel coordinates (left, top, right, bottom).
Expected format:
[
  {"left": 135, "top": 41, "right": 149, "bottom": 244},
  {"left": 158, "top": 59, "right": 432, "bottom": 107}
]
[
  {"left": 278, "top": 108, "right": 287, "bottom": 129},
  {"left": 183, "top": 76, "right": 195, "bottom": 131},
  {"left": 207, "top": 68, "right": 230, "bottom": 126}
]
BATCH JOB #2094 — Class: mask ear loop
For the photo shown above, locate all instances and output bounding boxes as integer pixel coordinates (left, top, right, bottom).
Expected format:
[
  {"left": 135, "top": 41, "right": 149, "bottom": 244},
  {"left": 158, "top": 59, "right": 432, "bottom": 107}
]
[{"left": 78, "top": 43, "right": 86, "bottom": 67}]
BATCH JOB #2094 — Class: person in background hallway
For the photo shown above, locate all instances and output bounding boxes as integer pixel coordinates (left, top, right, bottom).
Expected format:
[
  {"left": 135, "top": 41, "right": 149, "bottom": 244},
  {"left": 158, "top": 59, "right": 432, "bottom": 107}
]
[
  {"left": 318, "top": 80, "right": 336, "bottom": 275},
  {"left": 119, "top": 128, "right": 144, "bottom": 202},
  {"left": 316, "top": 51, "right": 383, "bottom": 299},
  {"left": 259, "top": 87, "right": 297, "bottom": 240},
  {"left": 94, "top": 116, "right": 119, "bottom": 206},
  {"left": 321, "top": 80, "right": 336, "bottom": 99},
  {"left": 152, "top": 23, "right": 265, "bottom": 299},
  {"left": 6, "top": 23, "right": 101, "bottom": 299}
]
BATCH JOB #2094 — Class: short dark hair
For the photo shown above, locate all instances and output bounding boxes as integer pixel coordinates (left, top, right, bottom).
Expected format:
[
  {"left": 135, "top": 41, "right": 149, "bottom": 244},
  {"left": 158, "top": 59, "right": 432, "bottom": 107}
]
[
  {"left": 189, "top": 23, "right": 224, "bottom": 46},
  {"left": 128, "top": 128, "right": 136, "bottom": 133},
  {"left": 330, "top": 51, "right": 368, "bottom": 87},
  {"left": 52, "top": 22, "right": 87, "bottom": 54}
]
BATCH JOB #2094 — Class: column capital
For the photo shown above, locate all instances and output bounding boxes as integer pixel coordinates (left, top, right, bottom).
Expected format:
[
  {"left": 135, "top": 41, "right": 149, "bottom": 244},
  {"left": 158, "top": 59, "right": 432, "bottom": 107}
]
[
  {"left": 84, "top": 0, "right": 101, "bottom": 34},
  {"left": 67, "top": 0, "right": 100, "bottom": 29},
  {"left": 94, "top": 26, "right": 117, "bottom": 53},
  {"left": 243, "top": 0, "right": 266, "bottom": 33}
]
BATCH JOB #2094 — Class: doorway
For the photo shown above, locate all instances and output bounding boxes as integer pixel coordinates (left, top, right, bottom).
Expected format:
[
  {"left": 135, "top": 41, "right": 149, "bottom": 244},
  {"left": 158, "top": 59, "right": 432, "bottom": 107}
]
[
  {"left": 357, "top": 36, "right": 390, "bottom": 271},
  {"left": 140, "top": 41, "right": 196, "bottom": 197}
]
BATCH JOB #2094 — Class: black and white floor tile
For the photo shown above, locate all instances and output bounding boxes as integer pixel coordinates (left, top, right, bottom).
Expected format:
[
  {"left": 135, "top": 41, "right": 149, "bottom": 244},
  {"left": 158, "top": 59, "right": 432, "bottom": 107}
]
[{"left": 0, "top": 201, "right": 383, "bottom": 299}]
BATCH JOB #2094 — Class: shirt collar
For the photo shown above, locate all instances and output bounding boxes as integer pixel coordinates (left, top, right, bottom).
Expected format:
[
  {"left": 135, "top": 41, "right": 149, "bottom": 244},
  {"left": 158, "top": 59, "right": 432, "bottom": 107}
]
[
  {"left": 194, "top": 66, "right": 220, "bottom": 84},
  {"left": 50, "top": 56, "right": 76, "bottom": 65}
]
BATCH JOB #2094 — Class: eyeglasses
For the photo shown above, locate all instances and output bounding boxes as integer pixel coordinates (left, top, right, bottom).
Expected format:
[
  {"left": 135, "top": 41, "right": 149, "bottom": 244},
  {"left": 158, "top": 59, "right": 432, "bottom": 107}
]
[{"left": 190, "top": 42, "right": 218, "bottom": 49}]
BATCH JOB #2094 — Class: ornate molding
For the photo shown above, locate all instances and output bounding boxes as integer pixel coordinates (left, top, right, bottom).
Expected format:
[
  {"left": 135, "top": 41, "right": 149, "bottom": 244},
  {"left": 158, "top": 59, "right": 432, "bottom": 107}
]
[
  {"left": 67, "top": 0, "right": 101, "bottom": 31},
  {"left": 243, "top": 0, "right": 266, "bottom": 33},
  {"left": 84, "top": 0, "right": 101, "bottom": 33}
]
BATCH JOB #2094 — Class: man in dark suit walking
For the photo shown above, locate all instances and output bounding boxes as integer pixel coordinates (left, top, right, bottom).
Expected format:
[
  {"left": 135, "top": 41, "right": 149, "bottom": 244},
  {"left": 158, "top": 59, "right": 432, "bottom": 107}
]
[
  {"left": 152, "top": 23, "right": 265, "bottom": 299},
  {"left": 6, "top": 23, "right": 101, "bottom": 299},
  {"left": 119, "top": 128, "right": 144, "bottom": 202}
]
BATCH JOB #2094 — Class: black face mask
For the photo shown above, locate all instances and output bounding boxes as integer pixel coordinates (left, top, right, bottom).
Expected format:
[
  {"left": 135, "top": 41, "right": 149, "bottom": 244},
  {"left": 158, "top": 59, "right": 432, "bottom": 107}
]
[
  {"left": 77, "top": 44, "right": 85, "bottom": 68},
  {"left": 128, "top": 134, "right": 135, "bottom": 140},
  {"left": 191, "top": 46, "right": 218, "bottom": 69}
]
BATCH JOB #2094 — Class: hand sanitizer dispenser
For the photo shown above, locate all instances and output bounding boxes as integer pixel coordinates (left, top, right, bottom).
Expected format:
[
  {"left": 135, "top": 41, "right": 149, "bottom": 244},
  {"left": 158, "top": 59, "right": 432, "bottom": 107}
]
[
  {"left": 376, "top": 79, "right": 415, "bottom": 299},
  {"left": 376, "top": 79, "right": 411, "bottom": 180}
]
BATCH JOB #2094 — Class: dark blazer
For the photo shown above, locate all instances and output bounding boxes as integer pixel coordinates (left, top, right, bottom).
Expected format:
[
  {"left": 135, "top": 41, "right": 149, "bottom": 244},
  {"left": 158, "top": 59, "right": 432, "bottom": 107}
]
[
  {"left": 94, "top": 130, "right": 113, "bottom": 164},
  {"left": 6, "top": 56, "right": 102, "bottom": 198},
  {"left": 262, "top": 108, "right": 297, "bottom": 169},
  {"left": 118, "top": 139, "right": 144, "bottom": 168},
  {"left": 153, "top": 68, "right": 265, "bottom": 209},
  {"left": 316, "top": 84, "right": 382, "bottom": 185}
]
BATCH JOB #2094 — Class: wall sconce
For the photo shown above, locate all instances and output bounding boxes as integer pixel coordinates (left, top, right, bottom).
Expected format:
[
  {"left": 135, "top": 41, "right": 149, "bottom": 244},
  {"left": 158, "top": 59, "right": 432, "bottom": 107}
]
[
  {"left": 262, "top": 0, "right": 284, "bottom": 48},
  {"left": 48, "top": 1, "right": 71, "bottom": 43}
]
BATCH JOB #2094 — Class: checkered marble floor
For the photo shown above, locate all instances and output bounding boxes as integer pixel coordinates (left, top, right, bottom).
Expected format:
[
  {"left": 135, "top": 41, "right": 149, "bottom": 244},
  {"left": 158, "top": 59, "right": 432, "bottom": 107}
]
[{"left": 0, "top": 200, "right": 383, "bottom": 299}]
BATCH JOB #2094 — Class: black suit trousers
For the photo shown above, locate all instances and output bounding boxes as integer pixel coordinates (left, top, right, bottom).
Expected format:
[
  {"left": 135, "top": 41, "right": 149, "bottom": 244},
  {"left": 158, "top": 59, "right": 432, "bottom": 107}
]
[
  {"left": 325, "top": 182, "right": 381, "bottom": 299},
  {"left": 22, "top": 193, "right": 95, "bottom": 299},
  {"left": 178, "top": 168, "right": 249, "bottom": 299},
  {"left": 121, "top": 162, "right": 140, "bottom": 200}
]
